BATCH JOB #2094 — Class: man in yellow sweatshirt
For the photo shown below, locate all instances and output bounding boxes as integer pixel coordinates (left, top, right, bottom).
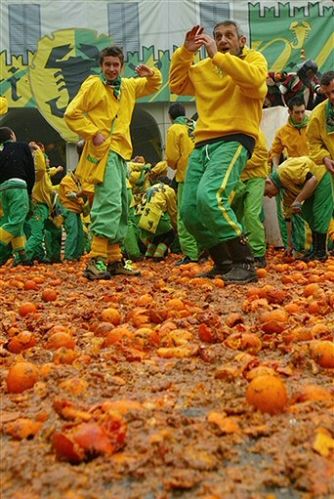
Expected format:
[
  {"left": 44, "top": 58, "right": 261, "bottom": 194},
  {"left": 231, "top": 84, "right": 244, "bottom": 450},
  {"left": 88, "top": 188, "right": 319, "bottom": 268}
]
[
  {"left": 65, "top": 46, "right": 162, "bottom": 280},
  {"left": 58, "top": 170, "right": 86, "bottom": 261},
  {"left": 138, "top": 176, "right": 177, "bottom": 260},
  {"left": 166, "top": 102, "right": 200, "bottom": 265},
  {"left": 270, "top": 95, "right": 311, "bottom": 255},
  {"left": 307, "top": 71, "right": 334, "bottom": 181},
  {"left": 25, "top": 142, "right": 55, "bottom": 263},
  {"left": 233, "top": 129, "right": 269, "bottom": 268},
  {"left": 264, "top": 156, "right": 333, "bottom": 261},
  {"left": 169, "top": 21, "right": 267, "bottom": 283}
]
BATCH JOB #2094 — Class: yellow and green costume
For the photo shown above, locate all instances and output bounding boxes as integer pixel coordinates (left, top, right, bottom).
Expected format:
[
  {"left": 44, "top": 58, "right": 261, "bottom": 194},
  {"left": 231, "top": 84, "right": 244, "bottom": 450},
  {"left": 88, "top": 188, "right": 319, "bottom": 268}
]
[{"left": 65, "top": 69, "right": 162, "bottom": 265}]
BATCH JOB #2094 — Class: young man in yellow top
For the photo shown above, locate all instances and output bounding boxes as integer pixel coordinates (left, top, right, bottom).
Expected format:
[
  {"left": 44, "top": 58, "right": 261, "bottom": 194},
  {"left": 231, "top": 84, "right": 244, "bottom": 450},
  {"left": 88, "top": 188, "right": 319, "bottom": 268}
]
[
  {"left": 166, "top": 102, "right": 200, "bottom": 265},
  {"left": 65, "top": 46, "right": 162, "bottom": 280},
  {"left": 25, "top": 142, "right": 56, "bottom": 263},
  {"left": 271, "top": 95, "right": 309, "bottom": 162},
  {"left": 270, "top": 95, "right": 311, "bottom": 255},
  {"left": 264, "top": 156, "right": 333, "bottom": 261},
  {"left": 169, "top": 21, "right": 267, "bottom": 283},
  {"left": 307, "top": 71, "right": 334, "bottom": 182},
  {"left": 58, "top": 169, "right": 87, "bottom": 261},
  {"left": 233, "top": 129, "right": 269, "bottom": 268}
]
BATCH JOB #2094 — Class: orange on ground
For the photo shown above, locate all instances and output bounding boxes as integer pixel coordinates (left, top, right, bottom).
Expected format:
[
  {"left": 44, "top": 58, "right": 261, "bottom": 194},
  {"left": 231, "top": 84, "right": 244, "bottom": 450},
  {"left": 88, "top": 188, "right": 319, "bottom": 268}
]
[
  {"left": 18, "top": 302, "right": 37, "bottom": 317},
  {"left": 309, "top": 341, "right": 334, "bottom": 368},
  {"left": 6, "top": 361, "right": 39, "bottom": 393},
  {"left": 246, "top": 375, "right": 288, "bottom": 414}
]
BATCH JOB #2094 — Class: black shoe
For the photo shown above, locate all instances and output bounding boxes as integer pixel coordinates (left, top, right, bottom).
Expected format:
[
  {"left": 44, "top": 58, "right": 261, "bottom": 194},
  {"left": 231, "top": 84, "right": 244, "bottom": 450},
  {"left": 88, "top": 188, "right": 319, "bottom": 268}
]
[
  {"left": 222, "top": 262, "right": 258, "bottom": 284},
  {"left": 107, "top": 261, "right": 141, "bottom": 276},
  {"left": 254, "top": 256, "right": 267, "bottom": 268},
  {"left": 175, "top": 256, "right": 198, "bottom": 266},
  {"left": 223, "top": 236, "right": 258, "bottom": 284},
  {"left": 302, "top": 232, "right": 328, "bottom": 262},
  {"left": 84, "top": 258, "right": 111, "bottom": 280},
  {"left": 197, "top": 263, "right": 231, "bottom": 278}
]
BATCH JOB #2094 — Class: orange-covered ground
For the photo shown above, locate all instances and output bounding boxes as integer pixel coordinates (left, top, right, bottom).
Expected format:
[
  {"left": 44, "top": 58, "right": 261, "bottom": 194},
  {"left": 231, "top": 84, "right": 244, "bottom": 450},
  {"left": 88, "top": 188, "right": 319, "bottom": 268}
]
[{"left": 1, "top": 249, "right": 333, "bottom": 498}]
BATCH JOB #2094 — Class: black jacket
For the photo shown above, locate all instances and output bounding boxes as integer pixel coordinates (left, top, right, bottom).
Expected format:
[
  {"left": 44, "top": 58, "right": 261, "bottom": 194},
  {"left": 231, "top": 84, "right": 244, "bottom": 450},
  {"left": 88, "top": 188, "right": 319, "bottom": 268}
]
[{"left": 0, "top": 141, "right": 35, "bottom": 195}]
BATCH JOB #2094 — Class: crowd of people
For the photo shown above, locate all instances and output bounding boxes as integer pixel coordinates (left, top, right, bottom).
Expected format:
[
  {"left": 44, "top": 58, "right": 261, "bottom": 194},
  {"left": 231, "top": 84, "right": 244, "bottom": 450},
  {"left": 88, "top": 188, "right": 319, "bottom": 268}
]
[{"left": 0, "top": 20, "right": 333, "bottom": 285}]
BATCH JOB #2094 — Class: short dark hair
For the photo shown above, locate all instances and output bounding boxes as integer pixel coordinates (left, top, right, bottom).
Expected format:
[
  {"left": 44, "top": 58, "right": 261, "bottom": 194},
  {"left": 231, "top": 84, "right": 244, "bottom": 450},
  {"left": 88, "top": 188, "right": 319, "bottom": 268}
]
[
  {"left": 0, "top": 127, "right": 14, "bottom": 144},
  {"left": 320, "top": 71, "right": 334, "bottom": 87},
  {"left": 287, "top": 95, "right": 305, "bottom": 110},
  {"left": 213, "top": 20, "right": 244, "bottom": 38},
  {"left": 168, "top": 103, "right": 186, "bottom": 120},
  {"left": 99, "top": 46, "right": 124, "bottom": 66}
]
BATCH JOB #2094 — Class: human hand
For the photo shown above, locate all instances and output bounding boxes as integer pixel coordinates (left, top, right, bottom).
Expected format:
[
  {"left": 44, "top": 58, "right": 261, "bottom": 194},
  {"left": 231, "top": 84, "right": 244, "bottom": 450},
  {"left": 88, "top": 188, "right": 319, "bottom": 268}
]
[
  {"left": 28, "top": 141, "right": 40, "bottom": 151},
  {"left": 184, "top": 25, "right": 204, "bottom": 53},
  {"left": 323, "top": 157, "right": 334, "bottom": 174},
  {"left": 92, "top": 133, "right": 106, "bottom": 146},
  {"left": 194, "top": 33, "right": 218, "bottom": 58},
  {"left": 135, "top": 64, "right": 154, "bottom": 77},
  {"left": 291, "top": 200, "right": 303, "bottom": 213},
  {"left": 56, "top": 166, "right": 64, "bottom": 173}
]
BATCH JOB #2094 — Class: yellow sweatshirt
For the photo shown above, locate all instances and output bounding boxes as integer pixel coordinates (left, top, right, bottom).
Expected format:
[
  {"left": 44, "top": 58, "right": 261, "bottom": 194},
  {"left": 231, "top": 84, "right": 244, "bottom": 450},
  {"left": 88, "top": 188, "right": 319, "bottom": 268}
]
[
  {"left": 166, "top": 122, "right": 194, "bottom": 182},
  {"left": 275, "top": 156, "right": 327, "bottom": 218},
  {"left": 169, "top": 46, "right": 267, "bottom": 144},
  {"left": 270, "top": 122, "right": 309, "bottom": 159},
  {"left": 241, "top": 129, "right": 269, "bottom": 180},
  {"left": 0, "top": 96, "right": 8, "bottom": 115},
  {"left": 307, "top": 99, "right": 334, "bottom": 164},
  {"left": 58, "top": 172, "right": 85, "bottom": 213},
  {"left": 139, "top": 183, "right": 177, "bottom": 233},
  {"left": 32, "top": 149, "right": 54, "bottom": 210},
  {"left": 64, "top": 70, "right": 162, "bottom": 185}
]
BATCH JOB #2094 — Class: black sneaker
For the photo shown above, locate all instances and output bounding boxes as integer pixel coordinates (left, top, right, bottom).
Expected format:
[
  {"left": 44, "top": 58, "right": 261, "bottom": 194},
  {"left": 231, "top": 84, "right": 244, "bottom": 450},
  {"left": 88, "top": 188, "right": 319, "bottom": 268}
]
[
  {"left": 254, "top": 256, "right": 267, "bottom": 268},
  {"left": 175, "top": 256, "right": 198, "bottom": 266},
  {"left": 222, "top": 262, "right": 258, "bottom": 284},
  {"left": 108, "top": 260, "right": 141, "bottom": 276},
  {"left": 197, "top": 263, "right": 232, "bottom": 279},
  {"left": 84, "top": 258, "right": 111, "bottom": 280}
]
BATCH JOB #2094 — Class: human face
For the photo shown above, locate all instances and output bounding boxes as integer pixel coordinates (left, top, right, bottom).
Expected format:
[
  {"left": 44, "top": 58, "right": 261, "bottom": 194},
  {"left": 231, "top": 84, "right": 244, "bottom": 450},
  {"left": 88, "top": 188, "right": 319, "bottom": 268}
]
[
  {"left": 289, "top": 104, "right": 306, "bottom": 123},
  {"left": 264, "top": 180, "right": 279, "bottom": 198},
  {"left": 101, "top": 55, "right": 123, "bottom": 81},
  {"left": 321, "top": 79, "right": 334, "bottom": 105},
  {"left": 213, "top": 24, "right": 246, "bottom": 56}
]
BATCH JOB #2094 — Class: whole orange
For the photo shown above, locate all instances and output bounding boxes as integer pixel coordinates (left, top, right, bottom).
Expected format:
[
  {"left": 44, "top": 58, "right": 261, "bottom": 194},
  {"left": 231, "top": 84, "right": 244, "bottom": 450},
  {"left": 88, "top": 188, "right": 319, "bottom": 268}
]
[
  {"left": 6, "top": 361, "right": 39, "bottom": 393},
  {"left": 246, "top": 375, "right": 288, "bottom": 414}
]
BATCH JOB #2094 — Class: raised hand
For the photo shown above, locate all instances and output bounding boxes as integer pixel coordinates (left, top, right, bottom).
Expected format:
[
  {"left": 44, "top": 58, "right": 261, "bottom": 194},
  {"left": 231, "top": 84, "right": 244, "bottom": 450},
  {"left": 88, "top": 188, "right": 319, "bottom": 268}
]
[
  {"left": 195, "top": 33, "right": 218, "bottom": 58},
  {"left": 184, "top": 25, "right": 204, "bottom": 53},
  {"left": 135, "top": 64, "right": 154, "bottom": 77}
]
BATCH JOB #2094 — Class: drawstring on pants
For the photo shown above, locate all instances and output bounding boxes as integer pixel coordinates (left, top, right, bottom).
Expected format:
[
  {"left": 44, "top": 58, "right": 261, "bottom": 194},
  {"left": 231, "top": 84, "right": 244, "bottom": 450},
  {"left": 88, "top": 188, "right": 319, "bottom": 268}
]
[{"left": 205, "top": 144, "right": 210, "bottom": 161}]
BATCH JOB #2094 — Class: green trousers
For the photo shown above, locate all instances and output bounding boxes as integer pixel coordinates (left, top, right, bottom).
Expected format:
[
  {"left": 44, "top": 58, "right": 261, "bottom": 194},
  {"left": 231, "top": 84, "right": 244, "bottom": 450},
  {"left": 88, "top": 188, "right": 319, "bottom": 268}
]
[
  {"left": 302, "top": 172, "right": 334, "bottom": 233},
  {"left": 181, "top": 141, "right": 248, "bottom": 248},
  {"left": 276, "top": 191, "right": 310, "bottom": 251},
  {"left": 0, "top": 187, "right": 29, "bottom": 255},
  {"left": 140, "top": 212, "right": 173, "bottom": 244},
  {"left": 123, "top": 205, "right": 142, "bottom": 259},
  {"left": 25, "top": 203, "right": 49, "bottom": 261},
  {"left": 90, "top": 151, "right": 128, "bottom": 243},
  {"left": 275, "top": 192, "right": 288, "bottom": 247},
  {"left": 62, "top": 209, "right": 84, "bottom": 260},
  {"left": 233, "top": 178, "right": 266, "bottom": 257},
  {"left": 44, "top": 219, "right": 62, "bottom": 262},
  {"left": 177, "top": 182, "right": 199, "bottom": 260}
]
